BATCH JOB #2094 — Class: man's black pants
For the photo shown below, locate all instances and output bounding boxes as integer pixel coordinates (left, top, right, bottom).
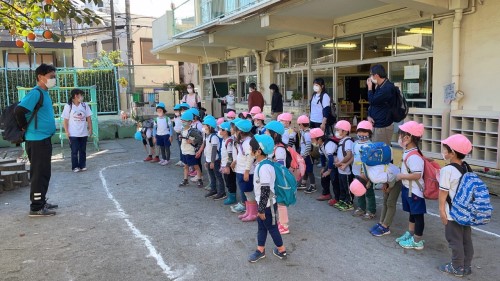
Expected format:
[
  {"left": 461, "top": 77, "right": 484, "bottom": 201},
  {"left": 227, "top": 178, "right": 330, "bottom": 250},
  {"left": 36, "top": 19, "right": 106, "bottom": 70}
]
[{"left": 26, "top": 137, "right": 52, "bottom": 211}]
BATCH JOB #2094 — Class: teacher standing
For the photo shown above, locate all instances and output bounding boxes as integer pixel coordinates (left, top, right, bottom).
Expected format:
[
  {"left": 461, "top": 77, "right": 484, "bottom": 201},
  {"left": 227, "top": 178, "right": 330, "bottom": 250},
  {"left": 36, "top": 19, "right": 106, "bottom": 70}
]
[
  {"left": 247, "top": 83, "right": 264, "bottom": 112},
  {"left": 367, "top": 64, "right": 395, "bottom": 145}
]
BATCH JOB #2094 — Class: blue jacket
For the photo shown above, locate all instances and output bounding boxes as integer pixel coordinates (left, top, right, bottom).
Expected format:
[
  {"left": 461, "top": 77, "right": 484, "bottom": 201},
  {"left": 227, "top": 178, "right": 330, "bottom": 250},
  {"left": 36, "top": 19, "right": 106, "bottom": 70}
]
[{"left": 368, "top": 79, "right": 395, "bottom": 128}]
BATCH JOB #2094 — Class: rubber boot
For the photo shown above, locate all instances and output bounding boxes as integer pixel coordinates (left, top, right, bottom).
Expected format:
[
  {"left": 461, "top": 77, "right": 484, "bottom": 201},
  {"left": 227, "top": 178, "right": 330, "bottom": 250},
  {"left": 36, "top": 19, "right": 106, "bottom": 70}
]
[
  {"left": 278, "top": 204, "right": 289, "bottom": 228},
  {"left": 238, "top": 201, "right": 250, "bottom": 219},
  {"left": 241, "top": 201, "right": 257, "bottom": 222},
  {"left": 224, "top": 193, "right": 236, "bottom": 205}
]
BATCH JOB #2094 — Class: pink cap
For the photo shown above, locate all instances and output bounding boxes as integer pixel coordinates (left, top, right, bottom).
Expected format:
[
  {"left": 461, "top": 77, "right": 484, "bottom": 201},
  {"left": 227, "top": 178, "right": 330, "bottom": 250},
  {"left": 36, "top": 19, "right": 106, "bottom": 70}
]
[
  {"left": 250, "top": 106, "right": 262, "bottom": 115},
  {"left": 399, "top": 121, "right": 424, "bottom": 137},
  {"left": 442, "top": 134, "right": 472, "bottom": 155},
  {"left": 217, "top": 117, "right": 225, "bottom": 126},
  {"left": 227, "top": 111, "right": 236, "bottom": 118},
  {"left": 278, "top": 113, "right": 293, "bottom": 122},
  {"left": 253, "top": 113, "right": 265, "bottom": 120},
  {"left": 297, "top": 115, "right": 310, "bottom": 124},
  {"left": 357, "top": 120, "right": 373, "bottom": 131},
  {"left": 241, "top": 112, "right": 249, "bottom": 118},
  {"left": 335, "top": 120, "right": 351, "bottom": 132},
  {"left": 310, "top": 128, "right": 324, "bottom": 139},
  {"left": 349, "top": 178, "right": 367, "bottom": 197}
]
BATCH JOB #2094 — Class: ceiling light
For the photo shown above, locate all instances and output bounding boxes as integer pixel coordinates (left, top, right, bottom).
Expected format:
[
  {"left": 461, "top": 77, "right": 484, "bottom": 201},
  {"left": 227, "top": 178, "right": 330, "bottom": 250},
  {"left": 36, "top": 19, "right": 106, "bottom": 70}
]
[
  {"left": 405, "top": 27, "right": 432, "bottom": 34},
  {"left": 323, "top": 42, "right": 357, "bottom": 49},
  {"left": 385, "top": 44, "right": 415, "bottom": 50}
]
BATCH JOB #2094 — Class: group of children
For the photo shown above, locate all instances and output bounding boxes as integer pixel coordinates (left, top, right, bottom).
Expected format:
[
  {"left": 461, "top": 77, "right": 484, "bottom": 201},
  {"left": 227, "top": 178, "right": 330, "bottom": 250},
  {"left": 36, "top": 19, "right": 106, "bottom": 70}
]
[{"left": 137, "top": 103, "right": 477, "bottom": 275}]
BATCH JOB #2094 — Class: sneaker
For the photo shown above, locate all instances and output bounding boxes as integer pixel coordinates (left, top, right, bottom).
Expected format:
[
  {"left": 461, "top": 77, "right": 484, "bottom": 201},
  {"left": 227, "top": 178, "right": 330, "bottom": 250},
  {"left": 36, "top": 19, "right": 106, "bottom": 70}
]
[
  {"left": 272, "top": 248, "right": 287, "bottom": 260},
  {"left": 395, "top": 231, "right": 413, "bottom": 243},
  {"left": 362, "top": 212, "right": 376, "bottom": 220},
  {"left": 328, "top": 199, "right": 338, "bottom": 206},
  {"left": 80, "top": 167, "right": 87, "bottom": 171},
  {"left": 304, "top": 185, "right": 317, "bottom": 194},
  {"left": 190, "top": 176, "right": 200, "bottom": 183},
  {"left": 248, "top": 250, "right": 266, "bottom": 263},
  {"left": 230, "top": 202, "right": 246, "bottom": 213},
  {"left": 197, "top": 179, "right": 203, "bottom": 187},
  {"left": 398, "top": 236, "right": 424, "bottom": 250},
  {"left": 44, "top": 202, "right": 58, "bottom": 209},
  {"left": 213, "top": 193, "right": 227, "bottom": 201},
  {"left": 178, "top": 179, "right": 189, "bottom": 187},
  {"left": 352, "top": 208, "right": 365, "bottom": 217},
  {"left": 438, "top": 262, "right": 464, "bottom": 277},
  {"left": 151, "top": 157, "right": 160, "bottom": 163},
  {"left": 464, "top": 266, "right": 472, "bottom": 276},
  {"left": 297, "top": 182, "right": 307, "bottom": 190},
  {"left": 204, "top": 190, "right": 217, "bottom": 198},
  {"left": 204, "top": 184, "right": 212, "bottom": 191},
  {"left": 339, "top": 202, "right": 354, "bottom": 212},
  {"left": 316, "top": 194, "right": 332, "bottom": 201},
  {"left": 175, "top": 161, "right": 184, "bottom": 166},
  {"left": 143, "top": 156, "right": 153, "bottom": 162},
  {"left": 29, "top": 207, "right": 56, "bottom": 217},
  {"left": 370, "top": 223, "right": 382, "bottom": 233},
  {"left": 371, "top": 224, "right": 391, "bottom": 237},
  {"left": 73, "top": 168, "right": 80, "bottom": 173},
  {"left": 333, "top": 201, "right": 344, "bottom": 209},
  {"left": 278, "top": 223, "right": 290, "bottom": 235}
]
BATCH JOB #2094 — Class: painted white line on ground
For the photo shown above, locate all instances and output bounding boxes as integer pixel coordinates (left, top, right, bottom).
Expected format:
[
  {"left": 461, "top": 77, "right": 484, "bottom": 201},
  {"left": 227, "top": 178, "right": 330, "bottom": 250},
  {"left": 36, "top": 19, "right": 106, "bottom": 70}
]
[
  {"left": 374, "top": 195, "right": 500, "bottom": 239},
  {"left": 99, "top": 162, "right": 187, "bottom": 280}
]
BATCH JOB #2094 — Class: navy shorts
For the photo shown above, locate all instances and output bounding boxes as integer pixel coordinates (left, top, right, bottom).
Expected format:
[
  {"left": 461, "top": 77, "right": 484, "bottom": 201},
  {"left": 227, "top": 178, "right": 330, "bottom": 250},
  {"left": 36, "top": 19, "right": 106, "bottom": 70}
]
[
  {"left": 156, "top": 134, "right": 171, "bottom": 147},
  {"left": 182, "top": 154, "right": 198, "bottom": 167},
  {"left": 236, "top": 173, "right": 254, "bottom": 192},
  {"left": 401, "top": 185, "right": 427, "bottom": 215},
  {"left": 142, "top": 137, "right": 154, "bottom": 147}
]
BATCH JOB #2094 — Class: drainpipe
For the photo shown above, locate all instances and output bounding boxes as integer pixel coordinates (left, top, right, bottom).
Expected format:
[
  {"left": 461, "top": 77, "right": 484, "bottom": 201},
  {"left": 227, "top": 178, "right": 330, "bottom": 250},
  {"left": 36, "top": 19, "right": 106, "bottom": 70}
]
[{"left": 451, "top": 9, "right": 464, "bottom": 110}]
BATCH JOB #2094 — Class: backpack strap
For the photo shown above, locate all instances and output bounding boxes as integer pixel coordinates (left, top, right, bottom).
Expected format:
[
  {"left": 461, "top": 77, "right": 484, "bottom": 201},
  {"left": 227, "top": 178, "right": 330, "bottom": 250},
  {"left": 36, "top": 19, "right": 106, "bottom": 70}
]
[
  {"left": 29, "top": 89, "right": 44, "bottom": 130},
  {"left": 257, "top": 159, "right": 277, "bottom": 225},
  {"left": 446, "top": 162, "right": 471, "bottom": 207}
]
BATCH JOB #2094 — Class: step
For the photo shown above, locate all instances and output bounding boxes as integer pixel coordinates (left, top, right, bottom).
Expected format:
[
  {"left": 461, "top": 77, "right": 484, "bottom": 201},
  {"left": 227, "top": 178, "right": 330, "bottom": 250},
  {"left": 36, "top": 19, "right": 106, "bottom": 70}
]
[
  {"left": 0, "top": 163, "right": 26, "bottom": 172},
  {"left": 0, "top": 158, "right": 17, "bottom": 165},
  {"left": 0, "top": 170, "right": 29, "bottom": 191}
]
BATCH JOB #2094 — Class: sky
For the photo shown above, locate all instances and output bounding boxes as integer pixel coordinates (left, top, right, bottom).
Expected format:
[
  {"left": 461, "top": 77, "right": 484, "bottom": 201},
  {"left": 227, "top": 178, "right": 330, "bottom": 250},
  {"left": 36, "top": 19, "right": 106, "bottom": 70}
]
[{"left": 114, "top": 0, "right": 172, "bottom": 18}]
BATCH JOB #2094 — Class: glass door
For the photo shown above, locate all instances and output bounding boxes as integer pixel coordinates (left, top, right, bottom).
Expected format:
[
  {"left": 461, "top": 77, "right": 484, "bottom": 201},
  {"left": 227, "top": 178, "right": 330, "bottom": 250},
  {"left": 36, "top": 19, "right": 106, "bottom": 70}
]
[{"left": 389, "top": 58, "right": 430, "bottom": 108}]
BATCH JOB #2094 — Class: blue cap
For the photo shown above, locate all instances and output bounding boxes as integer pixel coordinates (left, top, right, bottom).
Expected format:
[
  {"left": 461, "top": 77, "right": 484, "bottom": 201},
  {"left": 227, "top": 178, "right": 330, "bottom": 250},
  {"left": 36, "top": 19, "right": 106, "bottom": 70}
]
[
  {"left": 181, "top": 111, "right": 193, "bottom": 121},
  {"left": 254, "top": 135, "right": 275, "bottom": 155},
  {"left": 173, "top": 104, "right": 181, "bottom": 110},
  {"left": 203, "top": 118, "right": 217, "bottom": 129},
  {"left": 156, "top": 102, "right": 166, "bottom": 109},
  {"left": 220, "top": 121, "right": 231, "bottom": 131},
  {"left": 235, "top": 119, "right": 252, "bottom": 133},
  {"left": 203, "top": 115, "right": 215, "bottom": 122},
  {"left": 264, "top": 121, "right": 285, "bottom": 136},
  {"left": 231, "top": 117, "right": 242, "bottom": 125},
  {"left": 189, "top": 108, "right": 200, "bottom": 117},
  {"left": 179, "top": 103, "right": 190, "bottom": 109}
]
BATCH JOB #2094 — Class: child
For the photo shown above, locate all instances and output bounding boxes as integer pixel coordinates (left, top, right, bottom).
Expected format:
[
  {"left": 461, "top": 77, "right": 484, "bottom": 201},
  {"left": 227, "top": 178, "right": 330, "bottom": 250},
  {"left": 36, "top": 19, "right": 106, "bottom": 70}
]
[
  {"left": 250, "top": 106, "right": 262, "bottom": 118},
  {"left": 310, "top": 128, "right": 338, "bottom": 202},
  {"left": 253, "top": 113, "right": 267, "bottom": 135},
  {"left": 248, "top": 134, "right": 287, "bottom": 263},
  {"left": 173, "top": 104, "right": 185, "bottom": 167},
  {"left": 333, "top": 120, "right": 354, "bottom": 211},
  {"left": 189, "top": 108, "right": 204, "bottom": 180},
  {"left": 226, "top": 110, "right": 236, "bottom": 121},
  {"left": 265, "top": 121, "right": 290, "bottom": 235},
  {"left": 394, "top": 121, "right": 426, "bottom": 250},
  {"left": 219, "top": 122, "right": 237, "bottom": 205},
  {"left": 351, "top": 121, "right": 376, "bottom": 219},
  {"left": 233, "top": 119, "right": 257, "bottom": 222},
  {"left": 202, "top": 117, "right": 226, "bottom": 200},
  {"left": 178, "top": 111, "right": 203, "bottom": 187},
  {"left": 438, "top": 134, "right": 474, "bottom": 277},
  {"left": 278, "top": 113, "right": 298, "bottom": 151},
  {"left": 141, "top": 118, "right": 158, "bottom": 162},
  {"left": 297, "top": 115, "right": 316, "bottom": 193},
  {"left": 153, "top": 102, "right": 173, "bottom": 166},
  {"left": 229, "top": 118, "right": 247, "bottom": 214}
]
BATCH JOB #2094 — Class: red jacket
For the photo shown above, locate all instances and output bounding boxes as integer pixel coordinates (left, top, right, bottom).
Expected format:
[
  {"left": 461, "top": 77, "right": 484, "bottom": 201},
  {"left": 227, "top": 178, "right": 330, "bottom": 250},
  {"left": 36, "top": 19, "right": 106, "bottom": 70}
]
[{"left": 248, "top": 90, "right": 264, "bottom": 111}]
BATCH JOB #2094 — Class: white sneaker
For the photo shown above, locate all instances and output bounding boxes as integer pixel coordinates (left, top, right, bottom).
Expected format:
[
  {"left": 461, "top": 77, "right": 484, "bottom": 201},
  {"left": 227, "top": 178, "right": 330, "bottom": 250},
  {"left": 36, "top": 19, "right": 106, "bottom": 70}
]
[
  {"left": 158, "top": 160, "right": 165, "bottom": 165},
  {"left": 80, "top": 167, "right": 87, "bottom": 171},
  {"left": 161, "top": 160, "right": 169, "bottom": 166},
  {"left": 175, "top": 161, "right": 183, "bottom": 166},
  {"left": 73, "top": 168, "right": 80, "bottom": 173},
  {"left": 190, "top": 176, "right": 199, "bottom": 182}
]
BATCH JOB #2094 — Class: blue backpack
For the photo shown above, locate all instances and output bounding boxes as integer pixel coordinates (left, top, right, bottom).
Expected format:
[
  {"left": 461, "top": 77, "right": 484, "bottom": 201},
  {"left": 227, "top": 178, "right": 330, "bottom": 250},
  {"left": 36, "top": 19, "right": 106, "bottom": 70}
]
[
  {"left": 360, "top": 142, "right": 392, "bottom": 166},
  {"left": 257, "top": 159, "right": 297, "bottom": 207},
  {"left": 448, "top": 163, "right": 493, "bottom": 226}
]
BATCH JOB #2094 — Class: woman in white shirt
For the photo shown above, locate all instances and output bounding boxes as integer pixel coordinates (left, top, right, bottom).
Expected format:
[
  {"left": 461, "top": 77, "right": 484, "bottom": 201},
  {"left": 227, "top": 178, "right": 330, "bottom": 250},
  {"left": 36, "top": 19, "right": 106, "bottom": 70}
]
[
  {"left": 309, "top": 78, "right": 332, "bottom": 136},
  {"left": 62, "top": 89, "right": 93, "bottom": 172},
  {"left": 182, "top": 83, "right": 202, "bottom": 109}
]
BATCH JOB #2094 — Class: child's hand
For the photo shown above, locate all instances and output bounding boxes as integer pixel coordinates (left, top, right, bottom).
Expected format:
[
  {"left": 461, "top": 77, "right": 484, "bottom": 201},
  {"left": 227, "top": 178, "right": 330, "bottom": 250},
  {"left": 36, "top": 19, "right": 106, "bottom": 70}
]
[
  {"left": 322, "top": 170, "right": 330, "bottom": 178},
  {"left": 152, "top": 137, "right": 156, "bottom": 145},
  {"left": 195, "top": 150, "right": 202, "bottom": 158},
  {"left": 258, "top": 213, "right": 266, "bottom": 220},
  {"left": 381, "top": 183, "right": 389, "bottom": 193},
  {"left": 223, "top": 167, "right": 230, "bottom": 174},
  {"left": 440, "top": 210, "right": 448, "bottom": 225},
  {"left": 396, "top": 174, "right": 403, "bottom": 181},
  {"left": 334, "top": 161, "right": 341, "bottom": 167},
  {"left": 230, "top": 161, "right": 236, "bottom": 170},
  {"left": 210, "top": 162, "right": 214, "bottom": 169},
  {"left": 339, "top": 163, "right": 347, "bottom": 170},
  {"left": 169, "top": 136, "right": 173, "bottom": 143},
  {"left": 244, "top": 171, "right": 249, "bottom": 182}
]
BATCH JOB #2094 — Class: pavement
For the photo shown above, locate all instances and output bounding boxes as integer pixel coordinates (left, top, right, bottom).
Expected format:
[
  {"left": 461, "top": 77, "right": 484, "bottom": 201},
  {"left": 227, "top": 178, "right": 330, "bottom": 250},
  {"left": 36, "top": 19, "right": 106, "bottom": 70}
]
[{"left": 0, "top": 138, "right": 499, "bottom": 281}]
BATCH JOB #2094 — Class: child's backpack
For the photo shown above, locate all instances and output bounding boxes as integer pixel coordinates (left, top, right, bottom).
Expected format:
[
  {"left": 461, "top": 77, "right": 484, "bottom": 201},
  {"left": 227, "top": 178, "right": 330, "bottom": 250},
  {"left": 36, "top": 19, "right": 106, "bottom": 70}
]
[
  {"left": 275, "top": 143, "right": 306, "bottom": 181},
  {"left": 447, "top": 162, "right": 493, "bottom": 226},
  {"left": 364, "top": 163, "right": 400, "bottom": 184},
  {"left": 142, "top": 119, "right": 154, "bottom": 129},
  {"left": 257, "top": 159, "right": 297, "bottom": 207},
  {"left": 187, "top": 128, "right": 203, "bottom": 149},
  {"left": 360, "top": 142, "right": 392, "bottom": 166},
  {"left": 0, "top": 89, "right": 43, "bottom": 144},
  {"left": 209, "top": 133, "right": 223, "bottom": 159},
  {"left": 338, "top": 137, "right": 354, "bottom": 158},
  {"left": 403, "top": 150, "right": 441, "bottom": 200}
]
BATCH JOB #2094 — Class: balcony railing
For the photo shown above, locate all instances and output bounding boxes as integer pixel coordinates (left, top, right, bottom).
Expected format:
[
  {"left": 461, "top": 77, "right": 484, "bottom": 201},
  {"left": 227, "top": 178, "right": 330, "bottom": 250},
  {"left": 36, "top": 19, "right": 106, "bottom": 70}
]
[{"left": 172, "top": 0, "right": 272, "bottom": 36}]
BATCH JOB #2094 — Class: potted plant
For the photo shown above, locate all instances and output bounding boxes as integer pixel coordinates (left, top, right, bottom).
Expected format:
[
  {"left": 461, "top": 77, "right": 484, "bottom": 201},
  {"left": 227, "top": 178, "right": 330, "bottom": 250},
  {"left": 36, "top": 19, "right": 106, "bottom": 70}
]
[
  {"left": 292, "top": 91, "right": 302, "bottom": 106},
  {"left": 474, "top": 168, "right": 500, "bottom": 196}
]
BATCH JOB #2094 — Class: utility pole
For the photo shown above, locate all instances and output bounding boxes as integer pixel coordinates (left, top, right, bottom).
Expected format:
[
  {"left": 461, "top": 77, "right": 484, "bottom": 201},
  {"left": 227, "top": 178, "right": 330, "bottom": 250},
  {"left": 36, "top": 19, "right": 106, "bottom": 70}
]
[
  {"left": 125, "top": 0, "right": 135, "bottom": 98},
  {"left": 110, "top": 0, "right": 117, "bottom": 51}
]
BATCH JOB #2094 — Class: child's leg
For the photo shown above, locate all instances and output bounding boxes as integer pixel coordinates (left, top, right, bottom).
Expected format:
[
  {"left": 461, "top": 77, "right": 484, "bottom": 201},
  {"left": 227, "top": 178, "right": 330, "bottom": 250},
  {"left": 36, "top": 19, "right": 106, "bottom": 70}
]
[
  {"left": 357, "top": 194, "right": 367, "bottom": 211},
  {"left": 183, "top": 165, "right": 189, "bottom": 180},
  {"left": 207, "top": 164, "right": 217, "bottom": 192},
  {"left": 330, "top": 168, "right": 340, "bottom": 201},
  {"left": 366, "top": 186, "right": 376, "bottom": 214},
  {"left": 445, "top": 221, "right": 466, "bottom": 268},
  {"left": 320, "top": 175, "right": 331, "bottom": 195},
  {"left": 160, "top": 145, "right": 166, "bottom": 160},
  {"left": 194, "top": 164, "right": 202, "bottom": 180},
  {"left": 338, "top": 174, "right": 347, "bottom": 202},
  {"left": 305, "top": 156, "right": 315, "bottom": 185},
  {"left": 227, "top": 170, "right": 237, "bottom": 194},
  {"left": 256, "top": 212, "right": 268, "bottom": 252},
  {"left": 412, "top": 214, "right": 424, "bottom": 242},
  {"left": 265, "top": 204, "right": 285, "bottom": 252},
  {"left": 214, "top": 160, "right": 225, "bottom": 195},
  {"left": 382, "top": 182, "right": 402, "bottom": 227},
  {"left": 463, "top": 226, "right": 474, "bottom": 268},
  {"left": 166, "top": 145, "right": 171, "bottom": 161},
  {"left": 408, "top": 214, "right": 416, "bottom": 235},
  {"left": 278, "top": 204, "right": 289, "bottom": 228}
]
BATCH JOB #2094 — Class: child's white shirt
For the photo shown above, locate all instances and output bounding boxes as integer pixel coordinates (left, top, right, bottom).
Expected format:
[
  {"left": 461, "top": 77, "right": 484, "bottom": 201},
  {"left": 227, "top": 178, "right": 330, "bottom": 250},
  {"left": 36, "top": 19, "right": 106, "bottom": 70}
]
[
  {"left": 234, "top": 136, "right": 255, "bottom": 174},
  {"left": 155, "top": 116, "right": 171, "bottom": 136},
  {"left": 254, "top": 161, "right": 276, "bottom": 207},
  {"left": 173, "top": 116, "right": 183, "bottom": 133},
  {"left": 204, "top": 133, "right": 221, "bottom": 163},
  {"left": 336, "top": 137, "right": 353, "bottom": 175},
  {"left": 221, "top": 136, "right": 234, "bottom": 167},
  {"left": 401, "top": 148, "right": 425, "bottom": 198},
  {"left": 439, "top": 165, "right": 463, "bottom": 220},
  {"left": 352, "top": 140, "right": 371, "bottom": 176}
]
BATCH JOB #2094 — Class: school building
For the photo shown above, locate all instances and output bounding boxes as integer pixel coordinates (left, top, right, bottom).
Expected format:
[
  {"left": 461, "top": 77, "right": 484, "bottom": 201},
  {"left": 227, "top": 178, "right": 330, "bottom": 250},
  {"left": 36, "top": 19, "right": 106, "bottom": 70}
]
[{"left": 151, "top": 0, "right": 499, "bottom": 169}]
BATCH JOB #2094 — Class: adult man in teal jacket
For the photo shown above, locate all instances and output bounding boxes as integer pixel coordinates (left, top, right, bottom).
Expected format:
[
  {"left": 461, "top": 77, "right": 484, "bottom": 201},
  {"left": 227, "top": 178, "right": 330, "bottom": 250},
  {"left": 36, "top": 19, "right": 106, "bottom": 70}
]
[{"left": 15, "top": 64, "right": 57, "bottom": 217}]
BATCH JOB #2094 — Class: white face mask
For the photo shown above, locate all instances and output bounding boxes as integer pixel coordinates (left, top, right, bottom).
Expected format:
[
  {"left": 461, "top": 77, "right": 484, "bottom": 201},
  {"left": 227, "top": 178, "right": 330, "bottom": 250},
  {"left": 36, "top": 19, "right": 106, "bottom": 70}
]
[
  {"left": 398, "top": 137, "right": 406, "bottom": 149},
  {"left": 313, "top": 85, "right": 321, "bottom": 93},
  {"left": 229, "top": 91, "right": 234, "bottom": 95},
  {"left": 371, "top": 77, "right": 377, "bottom": 84},
  {"left": 175, "top": 112, "right": 180, "bottom": 117},
  {"left": 334, "top": 131, "right": 341, "bottom": 138},
  {"left": 312, "top": 142, "right": 319, "bottom": 148},
  {"left": 45, "top": 78, "right": 56, "bottom": 89},
  {"left": 78, "top": 96, "right": 83, "bottom": 103},
  {"left": 187, "top": 88, "right": 194, "bottom": 94}
]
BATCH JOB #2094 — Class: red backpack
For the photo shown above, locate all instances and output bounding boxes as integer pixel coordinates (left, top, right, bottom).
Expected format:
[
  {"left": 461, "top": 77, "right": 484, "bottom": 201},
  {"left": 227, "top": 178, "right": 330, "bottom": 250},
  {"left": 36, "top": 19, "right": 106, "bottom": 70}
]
[
  {"left": 274, "top": 144, "right": 306, "bottom": 181},
  {"left": 403, "top": 150, "right": 441, "bottom": 200}
]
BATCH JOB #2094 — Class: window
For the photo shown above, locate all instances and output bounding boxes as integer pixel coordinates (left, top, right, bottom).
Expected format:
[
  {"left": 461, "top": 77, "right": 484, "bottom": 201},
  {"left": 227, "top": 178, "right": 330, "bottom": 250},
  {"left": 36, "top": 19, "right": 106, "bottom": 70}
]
[
  {"left": 395, "top": 22, "right": 433, "bottom": 54},
  {"left": 82, "top": 41, "right": 97, "bottom": 67},
  {"left": 312, "top": 41, "right": 334, "bottom": 64},
  {"left": 390, "top": 59, "right": 430, "bottom": 108},
  {"left": 34, "top": 54, "right": 55, "bottom": 66},
  {"left": 279, "top": 49, "right": 289, "bottom": 68},
  {"left": 101, "top": 39, "right": 114, "bottom": 52},
  {"left": 240, "top": 56, "right": 256, "bottom": 73},
  {"left": 140, "top": 38, "right": 164, "bottom": 64},
  {"left": 335, "top": 35, "right": 361, "bottom": 62},
  {"left": 363, "top": 29, "right": 393, "bottom": 59},
  {"left": 290, "top": 46, "right": 307, "bottom": 67}
]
